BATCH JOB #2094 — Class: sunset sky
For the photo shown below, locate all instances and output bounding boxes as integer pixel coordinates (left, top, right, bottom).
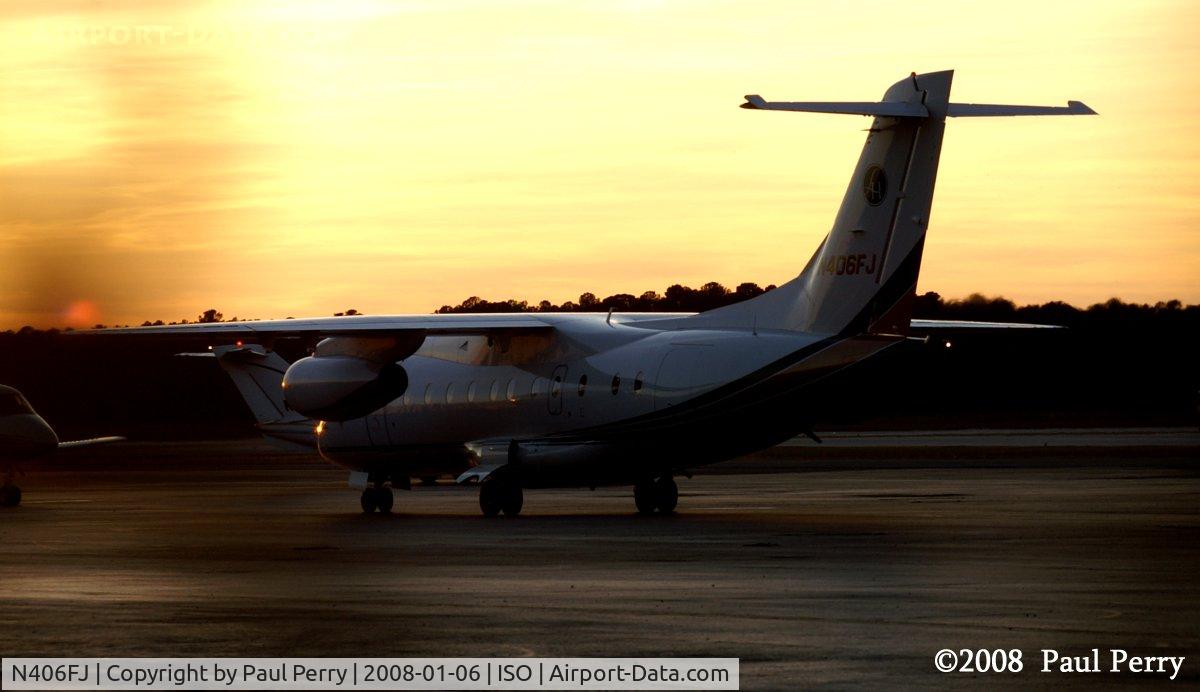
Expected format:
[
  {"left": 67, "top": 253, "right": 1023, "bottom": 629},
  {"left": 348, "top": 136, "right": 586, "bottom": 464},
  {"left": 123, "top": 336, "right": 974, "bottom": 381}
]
[{"left": 1, "top": 0, "right": 1197, "bottom": 328}]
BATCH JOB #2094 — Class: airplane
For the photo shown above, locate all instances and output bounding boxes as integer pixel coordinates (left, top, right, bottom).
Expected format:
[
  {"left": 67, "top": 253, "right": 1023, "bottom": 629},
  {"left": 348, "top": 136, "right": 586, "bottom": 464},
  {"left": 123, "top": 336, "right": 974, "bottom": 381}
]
[
  {"left": 87, "top": 70, "right": 1095, "bottom": 516},
  {"left": 0, "top": 384, "right": 123, "bottom": 507}
]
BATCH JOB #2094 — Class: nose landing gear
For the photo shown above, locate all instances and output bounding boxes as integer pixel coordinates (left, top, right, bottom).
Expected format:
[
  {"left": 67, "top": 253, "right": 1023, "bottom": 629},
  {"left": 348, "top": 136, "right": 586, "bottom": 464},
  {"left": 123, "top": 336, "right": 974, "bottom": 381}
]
[{"left": 634, "top": 476, "right": 677, "bottom": 515}]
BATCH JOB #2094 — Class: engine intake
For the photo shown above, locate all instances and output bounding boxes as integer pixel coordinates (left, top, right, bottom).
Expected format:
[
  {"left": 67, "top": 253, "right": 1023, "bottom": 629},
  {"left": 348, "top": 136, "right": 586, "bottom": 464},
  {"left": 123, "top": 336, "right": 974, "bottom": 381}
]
[{"left": 282, "top": 355, "right": 407, "bottom": 421}]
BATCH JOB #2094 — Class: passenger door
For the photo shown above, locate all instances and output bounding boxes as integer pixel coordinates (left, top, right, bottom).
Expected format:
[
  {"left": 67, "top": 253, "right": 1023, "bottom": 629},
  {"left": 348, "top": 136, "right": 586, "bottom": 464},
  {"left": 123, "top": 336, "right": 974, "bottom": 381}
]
[{"left": 366, "top": 410, "right": 388, "bottom": 446}]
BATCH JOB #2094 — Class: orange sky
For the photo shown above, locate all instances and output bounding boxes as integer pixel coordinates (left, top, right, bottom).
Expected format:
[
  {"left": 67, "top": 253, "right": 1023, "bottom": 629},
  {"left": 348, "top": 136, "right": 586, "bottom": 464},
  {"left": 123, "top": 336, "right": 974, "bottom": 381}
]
[{"left": 2, "top": 0, "right": 1198, "bottom": 328}]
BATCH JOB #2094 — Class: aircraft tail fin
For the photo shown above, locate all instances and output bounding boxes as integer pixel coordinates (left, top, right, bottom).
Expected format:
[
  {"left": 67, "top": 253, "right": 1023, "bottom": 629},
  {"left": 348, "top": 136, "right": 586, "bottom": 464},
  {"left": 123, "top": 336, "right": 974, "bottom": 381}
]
[{"left": 675, "top": 70, "right": 1094, "bottom": 337}]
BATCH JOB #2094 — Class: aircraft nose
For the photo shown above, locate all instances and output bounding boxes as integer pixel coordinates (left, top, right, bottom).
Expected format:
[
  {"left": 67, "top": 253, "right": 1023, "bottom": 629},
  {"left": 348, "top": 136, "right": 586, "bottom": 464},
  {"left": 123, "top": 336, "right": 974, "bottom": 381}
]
[
  {"left": 31, "top": 415, "right": 59, "bottom": 451},
  {"left": 0, "top": 414, "right": 59, "bottom": 457}
]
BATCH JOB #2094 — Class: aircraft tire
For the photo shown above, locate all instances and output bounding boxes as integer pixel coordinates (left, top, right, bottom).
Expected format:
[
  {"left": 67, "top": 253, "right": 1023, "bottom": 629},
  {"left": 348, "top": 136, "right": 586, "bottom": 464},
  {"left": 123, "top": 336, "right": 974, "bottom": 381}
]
[
  {"left": 0, "top": 485, "right": 20, "bottom": 507},
  {"left": 654, "top": 476, "right": 678, "bottom": 514},
  {"left": 360, "top": 488, "right": 379, "bottom": 514},
  {"left": 634, "top": 480, "right": 657, "bottom": 514},
  {"left": 375, "top": 487, "right": 394, "bottom": 514},
  {"left": 500, "top": 485, "right": 523, "bottom": 517},
  {"left": 479, "top": 478, "right": 504, "bottom": 517}
]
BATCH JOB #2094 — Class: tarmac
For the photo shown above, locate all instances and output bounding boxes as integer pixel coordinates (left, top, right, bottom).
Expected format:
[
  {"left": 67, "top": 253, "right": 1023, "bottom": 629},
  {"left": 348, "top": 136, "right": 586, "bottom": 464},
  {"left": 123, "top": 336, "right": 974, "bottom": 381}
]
[{"left": 1, "top": 429, "right": 1198, "bottom": 689}]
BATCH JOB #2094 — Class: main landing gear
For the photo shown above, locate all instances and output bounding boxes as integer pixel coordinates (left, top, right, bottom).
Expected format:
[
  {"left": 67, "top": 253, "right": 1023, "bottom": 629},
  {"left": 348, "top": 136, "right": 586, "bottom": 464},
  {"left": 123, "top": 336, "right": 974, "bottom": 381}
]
[
  {"left": 634, "top": 476, "right": 677, "bottom": 515},
  {"left": 360, "top": 484, "right": 394, "bottom": 514},
  {"left": 1, "top": 466, "right": 19, "bottom": 508},
  {"left": 479, "top": 473, "right": 523, "bottom": 517}
]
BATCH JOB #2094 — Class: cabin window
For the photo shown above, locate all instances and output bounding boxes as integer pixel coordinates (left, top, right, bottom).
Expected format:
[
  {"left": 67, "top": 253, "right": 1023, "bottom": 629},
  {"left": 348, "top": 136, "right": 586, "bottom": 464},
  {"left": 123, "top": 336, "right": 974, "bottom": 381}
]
[
  {"left": 578, "top": 374, "right": 588, "bottom": 396},
  {"left": 489, "top": 380, "right": 500, "bottom": 402},
  {"left": 633, "top": 371, "right": 644, "bottom": 393},
  {"left": 550, "top": 375, "right": 562, "bottom": 398},
  {"left": 467, "top": 381, "right": 478, "bottom": 402},
  {"left": 611, "top": 374, "right": 621, "bottom": 395},
  {"left": 531, "top": 378, "right": 546, "bottom": 398},
  {"left": 506, "top": 379, "right": 517, "bottom": 402},
  {"left": 446, "top": 382, "right": 457, "bottom": 404},
  {"left": 423, "top": 384, "right": 433, "bottom": 405}
]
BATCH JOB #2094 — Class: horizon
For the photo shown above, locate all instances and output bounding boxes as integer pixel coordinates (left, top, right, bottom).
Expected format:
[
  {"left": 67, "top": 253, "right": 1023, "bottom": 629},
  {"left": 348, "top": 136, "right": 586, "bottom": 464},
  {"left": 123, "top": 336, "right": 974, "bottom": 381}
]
[{"left": 3, "top": 1, "right": 1198, "bottom": 329}]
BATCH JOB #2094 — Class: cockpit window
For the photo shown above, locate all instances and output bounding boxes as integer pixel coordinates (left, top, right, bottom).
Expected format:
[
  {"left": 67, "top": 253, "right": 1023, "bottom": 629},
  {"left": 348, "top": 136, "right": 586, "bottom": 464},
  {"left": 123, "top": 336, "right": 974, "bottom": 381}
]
[{"left": 0, "top": 392, "right": 33, "bottom": 415}]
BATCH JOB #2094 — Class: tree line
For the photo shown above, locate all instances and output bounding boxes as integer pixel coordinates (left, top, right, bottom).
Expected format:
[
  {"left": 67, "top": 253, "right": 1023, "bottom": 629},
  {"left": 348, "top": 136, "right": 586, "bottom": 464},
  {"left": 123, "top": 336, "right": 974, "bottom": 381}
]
[
  {"left": 434, "top": 283, "right": 1199, "bottom": 331},
  {"left": 3, "top": 282, "right": 1198, "bottom": 334}
]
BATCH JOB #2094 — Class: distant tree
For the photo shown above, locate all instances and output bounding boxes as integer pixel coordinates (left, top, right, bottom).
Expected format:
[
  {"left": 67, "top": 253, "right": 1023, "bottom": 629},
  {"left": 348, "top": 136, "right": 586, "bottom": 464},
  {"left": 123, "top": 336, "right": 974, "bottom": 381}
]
[
  {"left": 734, "top": 283, "right": 766, "bottom": 301},
  {"left": 197, "top": 309, "right": 223, "bottom": 323},
  {"left": 697, "top": 282, "right": 731, "bottom": 311},
  {"left": 663, "top": 284, "right": 694, "bottom": 311},
  {"left": 600, "top": 293, "right": 637, "bottom": 311},
  {"left": 912, "top": 291, "right": 943, "bottom": 318}
]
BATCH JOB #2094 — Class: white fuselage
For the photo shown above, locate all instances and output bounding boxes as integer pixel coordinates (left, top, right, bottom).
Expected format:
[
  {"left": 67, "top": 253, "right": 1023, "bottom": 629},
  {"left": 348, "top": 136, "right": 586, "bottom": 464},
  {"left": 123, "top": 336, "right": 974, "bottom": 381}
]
[{"left": 314, "top": 313, "right": 897, "bottom": 484}]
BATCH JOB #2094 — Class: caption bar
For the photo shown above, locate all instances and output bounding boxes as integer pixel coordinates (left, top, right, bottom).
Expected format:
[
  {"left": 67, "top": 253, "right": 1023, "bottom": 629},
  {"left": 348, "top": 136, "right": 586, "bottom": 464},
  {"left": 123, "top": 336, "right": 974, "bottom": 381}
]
[{"left": 2, "top": 658, "right": 738, "bottom": 690}]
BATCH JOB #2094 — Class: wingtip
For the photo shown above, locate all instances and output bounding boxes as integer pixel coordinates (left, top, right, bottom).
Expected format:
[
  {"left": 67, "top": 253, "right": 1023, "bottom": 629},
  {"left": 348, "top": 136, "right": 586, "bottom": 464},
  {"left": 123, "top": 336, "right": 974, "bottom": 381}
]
[
  {"left": 1068, "top": 100, "right": 1098, "bottom": 115},
  {"left": 741, "top": 94, "right": 765, "bottom": 110}
]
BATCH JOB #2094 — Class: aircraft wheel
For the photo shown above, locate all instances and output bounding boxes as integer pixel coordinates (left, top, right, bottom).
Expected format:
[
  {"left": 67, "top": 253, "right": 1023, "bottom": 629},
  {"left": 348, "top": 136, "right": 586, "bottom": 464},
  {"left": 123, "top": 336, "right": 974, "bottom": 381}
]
[
  {"left": 654, "top": 476, "right": 678, "bottom": 514},
  {"left": 633, "top": 480, "right": 657, "bottom": 515},
  {"left": 360, "top": 488, "right": 379, "bottom": 514},
  {"left": 0, "top": 485, "right": 21, "bottom": 508},
  {"left": 500, "top": 484, "right": 523, "bottom": 517},
  {"left": 479, "top": 478, "right": 503, "bottom": 517},
  {"left": 375, "top": 486, "right": 394, "bottom": 514}
]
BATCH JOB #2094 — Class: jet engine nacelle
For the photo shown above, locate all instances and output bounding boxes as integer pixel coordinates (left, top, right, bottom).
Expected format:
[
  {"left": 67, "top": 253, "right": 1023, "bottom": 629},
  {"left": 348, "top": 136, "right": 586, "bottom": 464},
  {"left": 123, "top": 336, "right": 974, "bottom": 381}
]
[{"left": 281, "top": 355, "right": 407, "bottom": 422}]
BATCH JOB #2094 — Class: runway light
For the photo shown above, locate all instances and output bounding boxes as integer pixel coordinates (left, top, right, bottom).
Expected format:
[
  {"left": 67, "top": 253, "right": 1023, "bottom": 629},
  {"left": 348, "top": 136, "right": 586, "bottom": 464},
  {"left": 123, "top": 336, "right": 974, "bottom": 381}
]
[{"left": 944, "top": 340, "right": 953, "bottom": 349}]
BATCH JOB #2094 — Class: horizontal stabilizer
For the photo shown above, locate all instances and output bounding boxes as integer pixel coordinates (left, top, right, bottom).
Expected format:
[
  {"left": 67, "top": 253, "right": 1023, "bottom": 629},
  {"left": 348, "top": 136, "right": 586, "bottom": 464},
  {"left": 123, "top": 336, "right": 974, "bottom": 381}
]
[
  {"left": 947, "top": 100, "right": 1097, "bottom": 117},
  {"left": 741, "top": 95, "right": 929, "bottom": 118},
  {"left": 742, "top": 96, "right": 1096, "bottom": 119}
]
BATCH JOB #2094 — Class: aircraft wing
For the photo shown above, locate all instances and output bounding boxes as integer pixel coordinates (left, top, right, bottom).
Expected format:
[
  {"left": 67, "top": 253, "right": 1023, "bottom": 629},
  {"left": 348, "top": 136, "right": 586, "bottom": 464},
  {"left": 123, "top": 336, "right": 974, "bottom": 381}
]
[
  {"left": 58, "top": 436, "right": 125, "bottom": 449},
  {"left": 84, "top": 314, "right": 554, "bottom": 339},
  {"left": 910, "top": 319, "right": 1062, "bottom": 331}
]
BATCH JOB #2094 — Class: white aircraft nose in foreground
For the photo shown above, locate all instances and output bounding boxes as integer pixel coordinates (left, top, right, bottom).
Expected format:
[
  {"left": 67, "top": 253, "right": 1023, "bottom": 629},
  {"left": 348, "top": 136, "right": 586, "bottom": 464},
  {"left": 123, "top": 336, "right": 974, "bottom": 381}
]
[
  {"left": 0, "top": 385, "right": 123, "bottom": 506},
  {"left": 92, "top": 71, "right": 1094, "bottom": 516}
]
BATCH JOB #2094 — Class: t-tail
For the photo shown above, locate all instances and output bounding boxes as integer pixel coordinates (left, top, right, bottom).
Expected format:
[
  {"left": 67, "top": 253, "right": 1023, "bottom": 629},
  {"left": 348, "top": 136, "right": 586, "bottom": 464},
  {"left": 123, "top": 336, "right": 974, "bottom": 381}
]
[{"left": 679, "top": 70, "right": 1095, "bottom": 337}]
